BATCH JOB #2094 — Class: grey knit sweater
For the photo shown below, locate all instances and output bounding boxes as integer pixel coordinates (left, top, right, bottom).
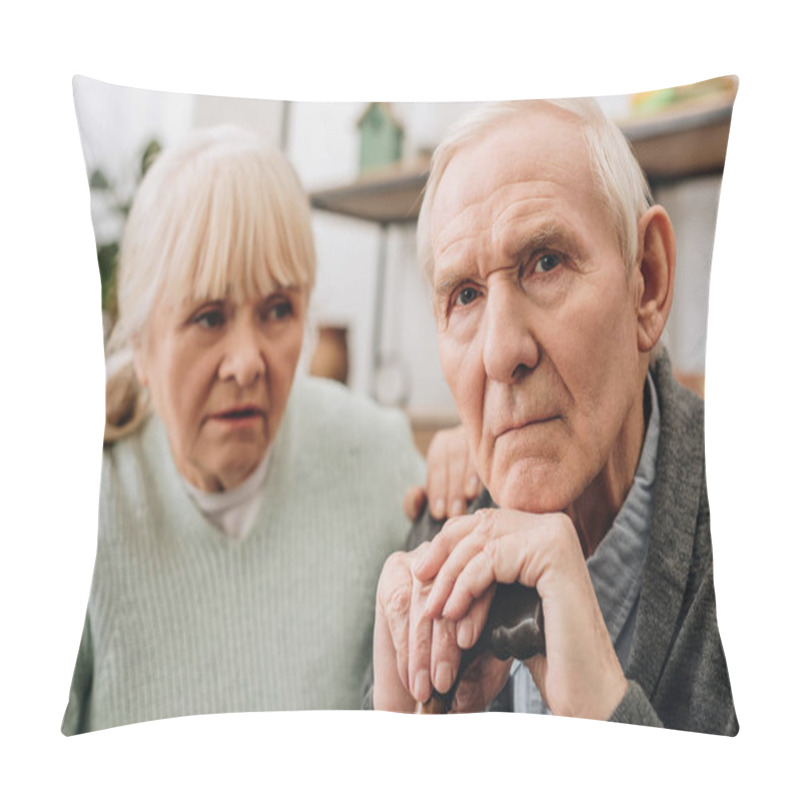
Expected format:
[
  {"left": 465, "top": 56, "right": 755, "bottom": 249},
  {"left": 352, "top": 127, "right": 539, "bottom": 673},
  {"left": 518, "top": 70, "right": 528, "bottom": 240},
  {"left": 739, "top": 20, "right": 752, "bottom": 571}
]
[
  {"left": 62, "top": 376, "right": 424, "bottom": 734},
  {"left": 609, "top": 352, "right": 737, "bottom": 735}
]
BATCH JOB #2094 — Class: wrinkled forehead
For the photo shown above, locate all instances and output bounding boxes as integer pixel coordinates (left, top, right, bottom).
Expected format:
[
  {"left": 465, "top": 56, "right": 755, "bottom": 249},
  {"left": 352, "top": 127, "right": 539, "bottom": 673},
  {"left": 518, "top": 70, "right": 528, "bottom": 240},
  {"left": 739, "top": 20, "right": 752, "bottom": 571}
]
[{"left": 430, "top": 110, "right": 596, "bottom": 259}]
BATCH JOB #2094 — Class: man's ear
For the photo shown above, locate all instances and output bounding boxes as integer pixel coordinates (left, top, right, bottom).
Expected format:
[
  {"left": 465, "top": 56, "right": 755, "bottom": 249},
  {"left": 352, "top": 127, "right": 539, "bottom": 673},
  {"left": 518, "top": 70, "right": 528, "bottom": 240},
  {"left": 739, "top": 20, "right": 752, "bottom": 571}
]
[{"left": 635, "top": 204, "right": 676, "bottom": 353}]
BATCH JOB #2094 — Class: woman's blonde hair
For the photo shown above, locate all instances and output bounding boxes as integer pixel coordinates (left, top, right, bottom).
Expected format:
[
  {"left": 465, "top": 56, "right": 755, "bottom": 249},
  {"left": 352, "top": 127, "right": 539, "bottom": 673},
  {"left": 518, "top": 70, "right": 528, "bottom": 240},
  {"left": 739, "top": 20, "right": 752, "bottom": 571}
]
[
  {"left": 416, "top": 98, "right": 653, "bottom": 284},
  {"left": 104, "top": 125, "right": 316, "bottom": 443}
]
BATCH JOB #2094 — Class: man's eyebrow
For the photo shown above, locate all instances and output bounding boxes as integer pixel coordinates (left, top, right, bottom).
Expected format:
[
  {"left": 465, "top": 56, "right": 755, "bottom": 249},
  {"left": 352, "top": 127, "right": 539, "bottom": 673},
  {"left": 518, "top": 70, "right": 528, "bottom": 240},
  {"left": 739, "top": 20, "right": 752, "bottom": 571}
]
[
  {"left": 433, "top": 269, "right": 466, "bottom": 304},
  {"left": 505, "top": 223, "right": 583, "bottom": 261}
]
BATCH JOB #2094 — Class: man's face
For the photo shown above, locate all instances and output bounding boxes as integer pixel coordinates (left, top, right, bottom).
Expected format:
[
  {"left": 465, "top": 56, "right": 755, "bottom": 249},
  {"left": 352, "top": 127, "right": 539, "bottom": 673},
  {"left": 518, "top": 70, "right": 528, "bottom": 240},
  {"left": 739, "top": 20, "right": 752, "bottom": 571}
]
[{"left": 430, "top": 109, "right": 647, "bottom": 513}]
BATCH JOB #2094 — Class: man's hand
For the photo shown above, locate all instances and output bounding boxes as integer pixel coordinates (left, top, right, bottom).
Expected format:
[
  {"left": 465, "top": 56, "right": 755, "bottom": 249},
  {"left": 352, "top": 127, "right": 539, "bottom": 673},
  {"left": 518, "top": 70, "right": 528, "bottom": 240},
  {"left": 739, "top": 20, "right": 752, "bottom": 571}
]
[
  {"left": 404, "top": 425, "right": 481, "bottom": 522},
  {"left": 416, "top": 508, "right": 628, "bottom": 720},
  {"left": 373, "top": 544, "right": 463, "bottom": 712},
  {"left": 372, "top": 550, "right": 417, "bottom": 712},
  {"left": 372, "top": 532, "right": 521, "bottom": 713}
]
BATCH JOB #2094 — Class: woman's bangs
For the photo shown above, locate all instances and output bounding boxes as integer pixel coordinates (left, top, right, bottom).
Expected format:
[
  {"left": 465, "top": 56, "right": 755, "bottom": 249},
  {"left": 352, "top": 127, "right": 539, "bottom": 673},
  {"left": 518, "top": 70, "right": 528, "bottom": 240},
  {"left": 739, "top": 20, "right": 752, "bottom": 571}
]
[{"left": 153, "top": 147, "right": 313, "bottom": 306}]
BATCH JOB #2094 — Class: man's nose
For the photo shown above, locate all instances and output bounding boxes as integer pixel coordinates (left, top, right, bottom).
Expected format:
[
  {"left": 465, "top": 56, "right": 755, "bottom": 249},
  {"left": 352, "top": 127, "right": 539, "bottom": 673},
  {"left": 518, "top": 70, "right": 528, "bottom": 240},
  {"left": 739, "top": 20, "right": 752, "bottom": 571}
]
[
  {"left": 482, "top": 284, "right": 540, "bottom": 383},
  {"left": 218, "top": 319, "right": 266, "bottom": 387}
]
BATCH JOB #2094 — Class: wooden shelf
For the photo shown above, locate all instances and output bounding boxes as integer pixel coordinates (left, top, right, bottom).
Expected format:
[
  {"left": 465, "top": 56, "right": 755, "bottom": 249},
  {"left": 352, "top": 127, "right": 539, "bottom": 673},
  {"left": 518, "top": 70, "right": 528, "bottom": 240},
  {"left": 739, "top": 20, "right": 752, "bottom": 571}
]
[
  {"left": 310, "top": 157, "right": 429, "bottom": 225},
  {"left": 308, "top": 99, "right": 734, "bottom": 224},
  {"left": 619, "top": 97, "right": 734, "bottom": 183}
]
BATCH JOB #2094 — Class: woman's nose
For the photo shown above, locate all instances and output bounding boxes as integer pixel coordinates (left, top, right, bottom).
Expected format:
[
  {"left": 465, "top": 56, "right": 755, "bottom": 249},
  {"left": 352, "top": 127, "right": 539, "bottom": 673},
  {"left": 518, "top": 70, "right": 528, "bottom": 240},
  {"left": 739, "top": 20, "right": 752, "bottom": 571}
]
[
  {"left": 218, "top": 320, "right": 266, "bottom": 387},
  {"left": 481, "top": 284, "right": 540, "bottom": 383}
]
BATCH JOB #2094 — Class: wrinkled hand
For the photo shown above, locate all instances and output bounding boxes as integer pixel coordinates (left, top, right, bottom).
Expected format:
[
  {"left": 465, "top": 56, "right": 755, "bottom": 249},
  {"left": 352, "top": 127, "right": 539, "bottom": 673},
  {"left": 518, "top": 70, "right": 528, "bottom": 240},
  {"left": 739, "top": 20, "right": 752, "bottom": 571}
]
[
  {"left": 373, "top": 544, "right": 463, "bottom": 712},
  {"left": 416, "top": 508, "right": 628, "bottom": 720},
  {"left": 404, "top": 425, "right": 481, "bottom": 522},
  {"left": 372, "top": 517, "right": 511, "bottom": 714}
]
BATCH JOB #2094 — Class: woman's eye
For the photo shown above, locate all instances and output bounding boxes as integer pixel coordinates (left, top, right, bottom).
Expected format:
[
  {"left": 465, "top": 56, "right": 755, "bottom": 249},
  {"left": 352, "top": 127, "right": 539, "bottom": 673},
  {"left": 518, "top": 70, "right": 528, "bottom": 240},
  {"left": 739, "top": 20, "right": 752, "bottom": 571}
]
[
  {"left": 261, "top": 299, "right": 294, "bottom": 322},
  {"left": 455, "top": 286, "right": 479, "bottom": 307},
  {"left": 532, "top": 253, "right": 562, "bottom": 273},
  {"left": 192, "top": 308, "right": 226, "bottom": 328}
]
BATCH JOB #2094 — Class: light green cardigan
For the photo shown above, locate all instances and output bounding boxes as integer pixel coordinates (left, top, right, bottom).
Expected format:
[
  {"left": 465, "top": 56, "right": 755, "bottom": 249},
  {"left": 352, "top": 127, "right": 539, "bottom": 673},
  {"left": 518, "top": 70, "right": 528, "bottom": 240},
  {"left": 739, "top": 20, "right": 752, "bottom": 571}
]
[{"left": 62, "top": 376, "right": 424, "bottom": 734}]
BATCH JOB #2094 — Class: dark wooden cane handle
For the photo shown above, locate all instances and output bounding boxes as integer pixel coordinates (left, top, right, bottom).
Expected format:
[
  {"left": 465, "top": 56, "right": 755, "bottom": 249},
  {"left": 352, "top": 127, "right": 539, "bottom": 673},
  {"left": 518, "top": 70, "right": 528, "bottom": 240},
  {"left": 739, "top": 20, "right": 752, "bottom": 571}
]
[{"left": 418, "top": 582, "right": 545, "bottom": 713}]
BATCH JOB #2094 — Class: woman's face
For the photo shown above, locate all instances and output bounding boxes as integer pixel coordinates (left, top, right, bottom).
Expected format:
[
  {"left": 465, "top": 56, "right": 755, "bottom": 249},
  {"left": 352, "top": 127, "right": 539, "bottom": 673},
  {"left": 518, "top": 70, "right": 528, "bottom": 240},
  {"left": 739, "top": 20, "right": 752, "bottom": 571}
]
[{"left": 135, "top": 286, "right": 307, "bottom": 492}]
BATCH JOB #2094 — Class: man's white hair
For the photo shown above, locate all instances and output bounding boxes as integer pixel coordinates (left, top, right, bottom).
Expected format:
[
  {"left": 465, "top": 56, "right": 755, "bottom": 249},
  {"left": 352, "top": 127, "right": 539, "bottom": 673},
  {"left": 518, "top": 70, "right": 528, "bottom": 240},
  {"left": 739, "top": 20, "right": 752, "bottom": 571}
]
[{"left": 417, "top": 98, "right": 653, "bottom": 282}]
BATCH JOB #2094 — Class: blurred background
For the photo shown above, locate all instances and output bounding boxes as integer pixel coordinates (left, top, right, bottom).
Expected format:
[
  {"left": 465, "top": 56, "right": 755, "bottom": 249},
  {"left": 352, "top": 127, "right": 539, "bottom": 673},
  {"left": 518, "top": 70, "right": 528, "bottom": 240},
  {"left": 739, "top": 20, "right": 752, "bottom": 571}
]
[{"left": 73, "top": 75, "right": 737, "bottom": 454}]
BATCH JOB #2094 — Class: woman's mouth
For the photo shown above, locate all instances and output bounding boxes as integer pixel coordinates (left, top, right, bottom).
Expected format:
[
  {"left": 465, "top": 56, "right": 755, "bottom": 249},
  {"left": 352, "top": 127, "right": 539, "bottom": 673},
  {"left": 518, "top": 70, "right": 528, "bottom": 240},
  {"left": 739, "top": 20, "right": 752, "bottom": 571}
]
[{"left": 209, "top": 406, "right": 265, "bottom": 425}]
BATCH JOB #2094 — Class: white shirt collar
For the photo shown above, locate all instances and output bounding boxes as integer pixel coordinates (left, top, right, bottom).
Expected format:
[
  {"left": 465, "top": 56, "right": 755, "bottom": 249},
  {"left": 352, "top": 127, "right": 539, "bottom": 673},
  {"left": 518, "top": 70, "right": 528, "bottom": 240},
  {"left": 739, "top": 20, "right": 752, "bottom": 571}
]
[{"left": 181, "top": 449, "right": 272, "bottom": 540}]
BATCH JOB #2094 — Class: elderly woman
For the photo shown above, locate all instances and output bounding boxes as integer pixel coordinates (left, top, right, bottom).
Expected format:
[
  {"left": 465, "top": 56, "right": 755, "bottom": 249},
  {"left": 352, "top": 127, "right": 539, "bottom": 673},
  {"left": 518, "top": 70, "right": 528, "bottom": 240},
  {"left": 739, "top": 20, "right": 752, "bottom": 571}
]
[{"left": 61, "top": 125, "right": 472, "bottom": 734}]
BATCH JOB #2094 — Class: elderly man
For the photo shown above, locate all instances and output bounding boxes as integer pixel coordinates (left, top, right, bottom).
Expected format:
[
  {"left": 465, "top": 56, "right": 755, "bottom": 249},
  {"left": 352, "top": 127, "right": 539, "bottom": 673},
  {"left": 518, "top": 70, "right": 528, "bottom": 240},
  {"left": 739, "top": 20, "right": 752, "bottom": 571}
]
[{"left": 368, "top": 99, "right": 737, "bottom": 735}]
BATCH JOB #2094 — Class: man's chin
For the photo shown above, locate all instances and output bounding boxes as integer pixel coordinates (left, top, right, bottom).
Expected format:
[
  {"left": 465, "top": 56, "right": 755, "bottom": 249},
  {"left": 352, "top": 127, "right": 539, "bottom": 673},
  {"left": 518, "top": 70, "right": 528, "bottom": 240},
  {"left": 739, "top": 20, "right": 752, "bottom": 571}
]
[{"left": 488, "top": 462, "right": 577, "bottom": 515}]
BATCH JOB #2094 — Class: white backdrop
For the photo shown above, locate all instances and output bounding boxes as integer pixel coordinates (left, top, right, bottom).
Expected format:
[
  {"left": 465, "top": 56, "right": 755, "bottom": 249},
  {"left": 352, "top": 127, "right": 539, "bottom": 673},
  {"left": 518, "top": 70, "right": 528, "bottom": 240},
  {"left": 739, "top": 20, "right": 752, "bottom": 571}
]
[{"left": 2, "top": 2, "right": 795, "bottom": 797}]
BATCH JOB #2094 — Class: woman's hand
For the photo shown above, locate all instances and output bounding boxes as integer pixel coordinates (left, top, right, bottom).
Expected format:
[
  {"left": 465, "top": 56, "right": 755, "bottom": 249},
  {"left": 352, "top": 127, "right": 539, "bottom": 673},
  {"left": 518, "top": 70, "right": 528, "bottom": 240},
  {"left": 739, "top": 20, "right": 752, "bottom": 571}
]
[{"left": 404, "top": 425, "right": 482, "bottom": 522}]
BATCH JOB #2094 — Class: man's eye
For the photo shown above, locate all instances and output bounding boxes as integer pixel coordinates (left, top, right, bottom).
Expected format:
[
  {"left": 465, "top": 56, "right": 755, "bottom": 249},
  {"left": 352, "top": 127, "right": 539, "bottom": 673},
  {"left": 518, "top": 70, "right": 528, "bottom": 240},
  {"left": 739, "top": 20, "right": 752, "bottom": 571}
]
[
  {"left": 533, "top": 253, "right": 562, "bottom": 273},
  {"left": 455, "top": 286, "right": 479, "bottom": 307}
]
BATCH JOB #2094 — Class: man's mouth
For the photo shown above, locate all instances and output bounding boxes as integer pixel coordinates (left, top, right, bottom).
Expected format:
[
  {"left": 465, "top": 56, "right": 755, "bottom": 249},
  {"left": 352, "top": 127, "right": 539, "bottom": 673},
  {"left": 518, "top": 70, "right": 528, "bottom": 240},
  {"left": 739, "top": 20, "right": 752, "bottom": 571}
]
[{"left": 496, "top": 415, "right": 559, "bottom": 438}]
